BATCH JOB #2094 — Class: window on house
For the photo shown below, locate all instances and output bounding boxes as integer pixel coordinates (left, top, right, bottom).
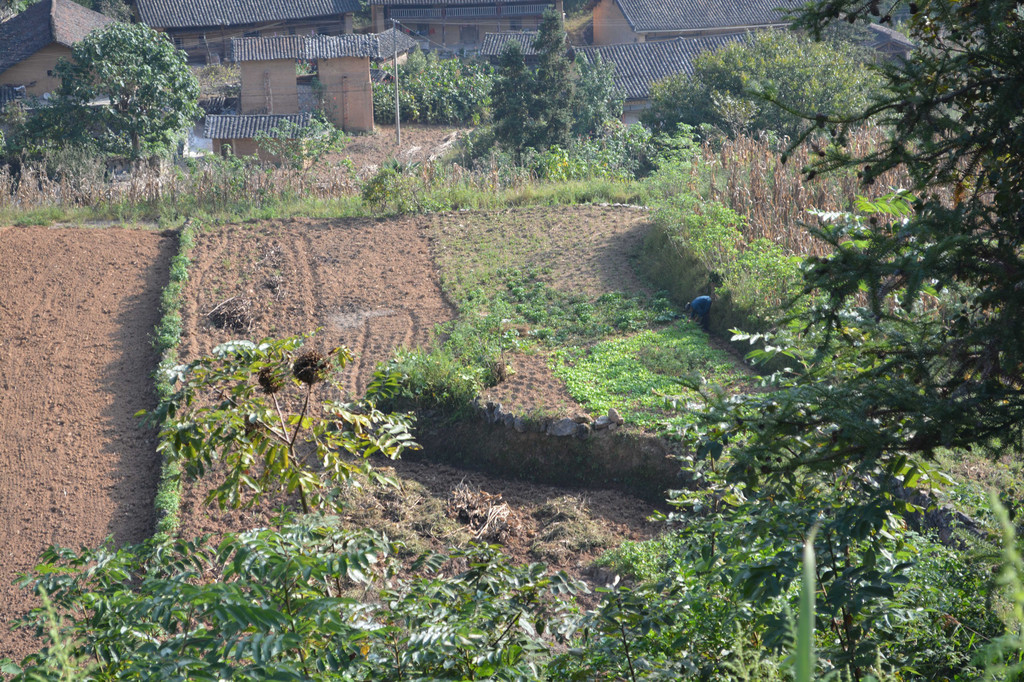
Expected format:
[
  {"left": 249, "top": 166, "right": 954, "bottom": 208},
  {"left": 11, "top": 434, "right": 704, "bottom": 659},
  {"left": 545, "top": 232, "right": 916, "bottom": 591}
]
[
  {"left": 509, "top": 19, "right": 521, "bottom": 30},
  {"left": 417, "top": 23, "right": 428, "bottom": 36},
  {"left": 173, "top": 36, "right": 183, "bottom": 48},
  {"left": 317, "top": 26, "right": 332, "bottom": 35}
]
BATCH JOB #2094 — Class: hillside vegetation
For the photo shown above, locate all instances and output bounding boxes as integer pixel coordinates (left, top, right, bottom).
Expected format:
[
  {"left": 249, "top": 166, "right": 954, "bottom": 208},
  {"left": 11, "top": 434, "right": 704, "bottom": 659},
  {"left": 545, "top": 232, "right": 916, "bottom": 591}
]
[{"left": 2, "top": 0, "right": 1024, "bottom": 679}]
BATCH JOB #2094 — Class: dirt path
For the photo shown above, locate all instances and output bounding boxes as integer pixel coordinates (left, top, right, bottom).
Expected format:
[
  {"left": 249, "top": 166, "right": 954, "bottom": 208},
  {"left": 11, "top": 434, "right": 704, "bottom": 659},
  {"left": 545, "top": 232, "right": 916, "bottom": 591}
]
[{"left": 0, "top": 226, "right": 173, "bottom": 661}]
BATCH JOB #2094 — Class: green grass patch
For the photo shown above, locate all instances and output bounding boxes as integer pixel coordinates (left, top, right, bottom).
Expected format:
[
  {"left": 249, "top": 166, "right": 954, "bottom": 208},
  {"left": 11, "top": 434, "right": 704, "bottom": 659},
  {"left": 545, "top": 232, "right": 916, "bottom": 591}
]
[{"left": 552, "top": 321, "right": 746, "bottom": 430}]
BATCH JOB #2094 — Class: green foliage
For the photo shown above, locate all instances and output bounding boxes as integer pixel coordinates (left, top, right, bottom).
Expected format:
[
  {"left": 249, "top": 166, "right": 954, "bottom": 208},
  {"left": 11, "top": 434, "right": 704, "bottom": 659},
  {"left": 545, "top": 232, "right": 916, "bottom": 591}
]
[
  {"left": 378, "top": 305, "right": 519, "bottom": 414},
  {"left": 553, "top": 321, "right": 743, "bottom": 431},
  {"left": 532, "top": 124, "right": 659, "bottom": 182},
  {"left": 144, "top": 334, "right": 418, "bottom": 514},
  {"left": 491, "top": 39, "right": 537, "bottom": 161},
  {"left": 377, "top": 347, "right": 489, "bottom": 413},
  {"left": 8, "top": 523, "right": 583, "bottom": 680},
  {"left": 372, "top": 48, "right": 492, "bottom": 125},
  {"left": 641, "top": 188, "right": 803, "bottom": 339},
  {"left": 491, "top": 11, "right": 621, "bottom": 158},
  {"left": 643, "top": 31, "right": 883, "bottom": 138},
  {"left": 47, "top": 22, "right": 200, "bottom": 158},
  {"left": 149, "top": 220, "right": 197, "bottom": 541},
  {"left": 529, "top": 10, "right": 575, "bottom": 149},
  {"left": 571, "top": 54, "right": 623, "bottom": 138},
  {"left": 254, "top": 113, "right": 351, "bottom": 169}
]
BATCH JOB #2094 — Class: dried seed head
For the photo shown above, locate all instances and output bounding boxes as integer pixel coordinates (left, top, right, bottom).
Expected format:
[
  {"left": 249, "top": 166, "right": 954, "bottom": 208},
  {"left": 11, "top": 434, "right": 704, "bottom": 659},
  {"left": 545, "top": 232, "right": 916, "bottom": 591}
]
[
  {"left": 257, "top": 366, "right": 284, "bottom": 394},
  {"left": 292, "top": 349, "right": 330, "bottom": 385}
]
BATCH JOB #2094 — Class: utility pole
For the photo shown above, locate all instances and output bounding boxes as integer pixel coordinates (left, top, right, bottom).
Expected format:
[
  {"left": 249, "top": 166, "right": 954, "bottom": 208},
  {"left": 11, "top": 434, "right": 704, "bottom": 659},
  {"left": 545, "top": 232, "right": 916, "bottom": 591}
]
[{"left": 392, "top": 18, "right": 401, "bottom": 147}]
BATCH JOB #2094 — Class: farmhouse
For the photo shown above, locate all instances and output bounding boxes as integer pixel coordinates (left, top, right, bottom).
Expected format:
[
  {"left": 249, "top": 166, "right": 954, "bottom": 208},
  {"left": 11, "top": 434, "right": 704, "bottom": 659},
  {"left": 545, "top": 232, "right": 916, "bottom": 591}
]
[
  {"left": 479, "top": 30, "right": 540, "bottom": 63},
  {"left": 590, "top": 0, "right": 798, "bottom": 45},
  {"left": 574, "top": 34, "right": 745, "bottom": 123},
  {"left": 0, "top": 0, "right": 113, "bottom": 96},
  {"left": 206, "top": 112, "right": 315, "bottom": 163},
  {"left": 369, "top": 0, "right": 562, "bottom": 51},
  {"left": 231, "top": 30, "right": 415, "bottom": 132},
  {"left": 136, "top": 0, "right": 361, "bottom": 64}
]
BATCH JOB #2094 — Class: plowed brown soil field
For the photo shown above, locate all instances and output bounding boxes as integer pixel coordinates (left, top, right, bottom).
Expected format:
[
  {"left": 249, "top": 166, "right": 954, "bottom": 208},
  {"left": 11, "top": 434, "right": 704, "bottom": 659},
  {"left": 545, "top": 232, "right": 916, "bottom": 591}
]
[
  {"left": 178, "top": 216, "right": 455, "bottom": 396},
  {"left": 0, "top": 225, "right": 174, "bottom": 661}
]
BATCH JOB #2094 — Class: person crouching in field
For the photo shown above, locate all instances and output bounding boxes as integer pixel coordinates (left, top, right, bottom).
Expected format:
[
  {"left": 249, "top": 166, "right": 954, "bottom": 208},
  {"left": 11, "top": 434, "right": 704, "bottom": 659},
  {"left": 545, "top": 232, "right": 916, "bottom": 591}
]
[{"left": 684, "top": 295, "right": 711, "bottom": 331}]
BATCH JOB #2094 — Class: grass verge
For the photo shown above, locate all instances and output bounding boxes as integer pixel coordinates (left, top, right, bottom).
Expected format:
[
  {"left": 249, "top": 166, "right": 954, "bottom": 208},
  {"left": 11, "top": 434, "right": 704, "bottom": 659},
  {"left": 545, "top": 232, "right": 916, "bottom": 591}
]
[{"left": 149, "top": 219, "right": 198, "bottom": 542}]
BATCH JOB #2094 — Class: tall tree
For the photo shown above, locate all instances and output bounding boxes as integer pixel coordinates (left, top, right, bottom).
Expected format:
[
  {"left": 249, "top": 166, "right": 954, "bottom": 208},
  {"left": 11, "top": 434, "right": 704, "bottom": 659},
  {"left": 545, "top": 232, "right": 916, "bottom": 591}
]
[
  {"left": 50, "top": 22, "right": 200, "bottom": 158},
  {"left": 529, "top": 9, "right": 575, "bottom": 148},
  {"left": 491, "top": 39, "right": 535, "bottom": 160},
  {"left": 571, "top": 53, "right": 622, "bottom": 138}
]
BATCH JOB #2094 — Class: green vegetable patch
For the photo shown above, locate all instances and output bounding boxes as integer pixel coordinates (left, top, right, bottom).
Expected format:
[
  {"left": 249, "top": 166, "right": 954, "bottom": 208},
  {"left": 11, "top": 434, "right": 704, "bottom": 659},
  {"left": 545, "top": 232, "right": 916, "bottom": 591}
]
[{"left": 552, "top": 321, "right": 746, "bottom": 431}]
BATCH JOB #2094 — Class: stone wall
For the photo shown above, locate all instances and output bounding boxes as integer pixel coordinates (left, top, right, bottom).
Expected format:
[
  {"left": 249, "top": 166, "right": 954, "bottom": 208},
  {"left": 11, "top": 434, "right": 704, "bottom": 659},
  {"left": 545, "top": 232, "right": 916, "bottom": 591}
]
[{"left": 411, "top": 400, "right": 685, "bottom": 503}]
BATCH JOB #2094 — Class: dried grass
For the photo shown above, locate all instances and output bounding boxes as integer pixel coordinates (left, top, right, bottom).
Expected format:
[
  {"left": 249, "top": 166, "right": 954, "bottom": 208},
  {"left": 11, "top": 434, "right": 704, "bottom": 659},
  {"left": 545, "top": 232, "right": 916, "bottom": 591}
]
[
  {"left": 689, "top": 130, "right": 916, "bottom": 258},
  {"left": 446, "top": 482, "right": 521, "bottom": 544}
]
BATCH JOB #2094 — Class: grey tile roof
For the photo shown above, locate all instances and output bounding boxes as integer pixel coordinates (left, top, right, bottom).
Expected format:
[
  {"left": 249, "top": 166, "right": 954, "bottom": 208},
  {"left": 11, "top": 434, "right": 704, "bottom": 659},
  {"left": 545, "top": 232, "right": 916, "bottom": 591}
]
[
  {"left": 863, "top": 22, "right": 914, "bottom": 50},
  {"left": 308, "top": 33, "right": 383, "bottom": 59},
  {"left": 374, "top": 0, "right": 546, "bottom": 5},
  {"left": 480, "top": 31, "right": 539, "bottom": 57},
  {"left": 137, "top": 0, "right": 360, "bottom": 31},
  {"left": 231, "top": 35, "right": 308, "bottom": 61},
  {"left": 374, "top": 27, "right": 419, "bottom": 58},
  {"left": 574, "top": 34, "right": 746, "bottom": 100},
  {"left": 232, "top": 29, "right": 416, "bottom": 62},
  {"left": 0, "top": 0, "right": 113, "bottom": 76},
  {"left": 205, "top": 112, "right": 313, "bottom": 139},
  {"left": 611, "top": 0, "right": 800, "bottom": 33}
]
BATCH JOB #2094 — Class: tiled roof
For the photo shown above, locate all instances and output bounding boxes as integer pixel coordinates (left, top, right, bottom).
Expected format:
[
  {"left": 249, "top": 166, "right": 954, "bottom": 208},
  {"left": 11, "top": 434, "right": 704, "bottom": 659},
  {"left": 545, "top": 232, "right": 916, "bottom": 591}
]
[
  {"left": 0, "top": 84, "right": 26, "bottom": 106},
  {"left": 232, "top": 29, "right": 415, "bottom": 62},
  {"left": 0, "top": 0, "right": 113, "bottom": 76},
  {"left": 863, "top": 22, "right": 914, "bottom": 50},
  {"left": 373, "top": 0, "right": 548, "bottom": 5},
  {"left": 574, "top": 34, "right": 746, "bottom": 100},
  {"left": 205, "top": 112, "right": 313, "bottom": 139},
  {"left": 231, "top": 35, "right": 308, "bottom": 61},
  {"left": 137, "top": 0, "right": 360, "bottom": 30},
  {"left": 611, "top": 0, "right": 800, "bottom": 33},
  {"left": 308, "top": 33, "right": 383, "bottom": 59},
  {"left": 374, "top": 27, "right": 419, "bottom": 58},
  {"left": 480, "top": 31, "right": 539, "bottom": 57}
]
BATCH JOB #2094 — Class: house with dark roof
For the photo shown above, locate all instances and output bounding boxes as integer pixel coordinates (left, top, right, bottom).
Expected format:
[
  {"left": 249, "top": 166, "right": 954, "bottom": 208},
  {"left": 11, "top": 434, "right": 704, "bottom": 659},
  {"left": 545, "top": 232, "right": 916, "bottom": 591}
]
[
  {"left": 230, "top": 30, "right": 414, "bottom": 132},
  {"left": 136, "top": 0, "right": 361, "bottom": 64},
  {"left": 862, "top": 22, "right": 914, "bottom": 60},
  {"left": 0, "top": 0, "right": 113, "bottom": 96},
  {"left": 591, "top": 0, "right": 798, "bottom": 45},
  {"left": 479, "top": 30, "right": 539, "bottom": 63},
  {"left": 369, "top": 0, "right": 562, "bottom": 51},
  {"left": 206, "top": 112, "right": 316, "bottom": 162},
  {"left": 574, "top": 34, "right": 745, "bottom": 122}
]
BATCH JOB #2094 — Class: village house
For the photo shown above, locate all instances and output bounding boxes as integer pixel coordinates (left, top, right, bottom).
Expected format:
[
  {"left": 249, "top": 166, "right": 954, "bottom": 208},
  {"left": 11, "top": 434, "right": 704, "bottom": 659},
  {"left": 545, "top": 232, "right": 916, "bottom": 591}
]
[
  {"left": 574, "top": 34, "right": 745, "bottom": 123},
  {"left": 205, "top": 112, "right": 316, "bottom": 163},
  {"left": 0, "top": 0, "right": 113, "bottom": 97},
  {"left": 479, "top": 30, "right": 540, "bottom": 64},
  {"left": 590, "top": 0, "right": 798, "bottom": 45},
  {"left": 369, "top": 0, "right": 562, "bottom": 51},
  {"left": 136, "top": 0, "right": 360, "bottom": 64},
  {"left": 230, "top": 30, "right": 416, "bottom": 134}
]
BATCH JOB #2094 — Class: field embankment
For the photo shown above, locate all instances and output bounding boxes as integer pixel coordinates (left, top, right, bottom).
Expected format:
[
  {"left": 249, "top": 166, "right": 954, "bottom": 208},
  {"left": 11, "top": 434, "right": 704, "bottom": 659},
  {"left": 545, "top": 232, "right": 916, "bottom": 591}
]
[{"left": 0, "top": 226, "right": 173, "bottom": 661}]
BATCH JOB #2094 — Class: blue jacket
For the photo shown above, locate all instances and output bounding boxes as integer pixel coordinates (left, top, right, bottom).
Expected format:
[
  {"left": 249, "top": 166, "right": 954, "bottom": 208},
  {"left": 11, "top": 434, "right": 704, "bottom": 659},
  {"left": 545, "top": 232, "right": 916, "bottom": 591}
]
[{"left": 690, "top": 296, "right": 711, "bottom": 317}]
